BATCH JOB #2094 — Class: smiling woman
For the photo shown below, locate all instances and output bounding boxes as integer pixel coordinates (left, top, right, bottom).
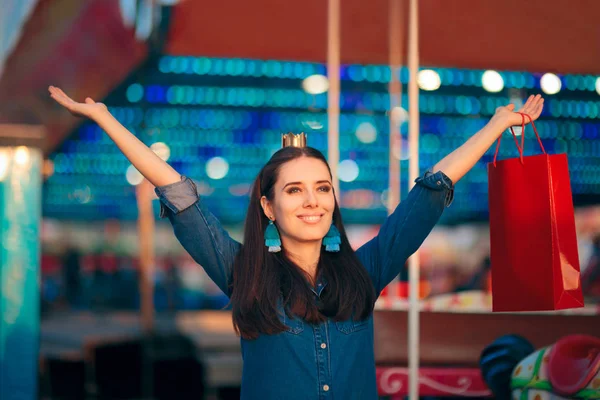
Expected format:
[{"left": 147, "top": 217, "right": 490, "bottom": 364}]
[
  {"left": 234, "top": 145, "right": 376, "bottom": 340},
  {"left": 155, "top": 141, "right": 447, "bottom": 400},
  {"left": 48, "top": 85, "right": 544, "bottom": 400},
  {"left": 260, "top": 157, "right": 336, "bottom": 261}
]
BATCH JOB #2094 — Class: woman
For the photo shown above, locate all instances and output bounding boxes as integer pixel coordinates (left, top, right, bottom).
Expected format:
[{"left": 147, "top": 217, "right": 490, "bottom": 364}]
[{"left": 49, "top": 86, "right": 544, "bottom": 399}]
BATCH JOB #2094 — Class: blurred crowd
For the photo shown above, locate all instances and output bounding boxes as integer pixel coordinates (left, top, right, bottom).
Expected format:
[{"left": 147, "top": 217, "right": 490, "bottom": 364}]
[
  {"left": 41, "top": 247, "right": 229, "bottom": 315},
  {"left": 40, "top": 221, "right": 600, "bottom": 316}
]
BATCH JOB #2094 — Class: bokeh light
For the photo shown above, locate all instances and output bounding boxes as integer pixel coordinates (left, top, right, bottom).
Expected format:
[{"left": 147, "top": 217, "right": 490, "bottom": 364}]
[
  {"left": 302, "top": 74, "right": 329, "bottom": 95},
  {"left": 41, "top": 56, "right": 600, "bottom": 224},
  {"left": 338, "top": 160, "right": 359, "bottom": 182},
  {"left": 150, "top": 142, "right": 171, "bottom": 161},
  {"left": 126, "top": 165, "right": 144, "bottom": 186},
  {"left": 355, "top": 122, "right": 377, "bottom": 144},
  {"left": 206, "top": 157, "right": 229, "bottom": 179},
  {"left": 541, "top": 73, "right": 562, "bottom": 95},
  {"left": 418, "top": 70, "right": 441, "bottom": 91},
  {"left": 482, "top": 70, "right": 504, "bottom": 93},
  {"left": 0, "top": 149, "right": 10, "bottom": 181},
  {"left": 126, "top": 83, "right": 144, "bottom": 103},
  {"left": 390, "top": 106, "right": 408, "bottom": 126},
  {"left": 14, "top": 146, "right": 30, "bottom": 166}
]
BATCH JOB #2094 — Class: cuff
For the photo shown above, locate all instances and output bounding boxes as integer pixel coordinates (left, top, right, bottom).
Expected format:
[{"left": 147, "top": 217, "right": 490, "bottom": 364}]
[
  {"left": 414, "top": 168, "right": 455, "bottom": 207},
  {"left": 154, "top": 175, "right": 200, "bottom": 218}
]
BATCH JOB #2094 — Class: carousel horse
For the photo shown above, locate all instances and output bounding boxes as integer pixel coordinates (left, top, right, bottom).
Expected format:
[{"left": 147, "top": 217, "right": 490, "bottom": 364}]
[{"left": 480, "top": 334, "right": 600, "bottom": 399}]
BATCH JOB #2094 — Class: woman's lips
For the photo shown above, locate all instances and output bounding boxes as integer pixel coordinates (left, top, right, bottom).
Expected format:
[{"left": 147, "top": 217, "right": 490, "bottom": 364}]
[{"left": 297, "top": 214, "right": 324, "bottom": 224}]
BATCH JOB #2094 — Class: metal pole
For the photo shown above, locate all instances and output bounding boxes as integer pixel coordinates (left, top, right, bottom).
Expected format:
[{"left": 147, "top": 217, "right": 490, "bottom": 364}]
[
  {"left": 327, "top": 0, "right": 341, "bottom": 198},
  {"left": 387, "top": 0, "right": 403, "bottom": 218},
  {"left": 136, "top": 178, "right": 155, "bottom": 334},
  {"left": 407, "top": 0, "right": 421, "bottom": 398},
  {"left": 136, "top": 178, "right": 156, "bottom": 398}
]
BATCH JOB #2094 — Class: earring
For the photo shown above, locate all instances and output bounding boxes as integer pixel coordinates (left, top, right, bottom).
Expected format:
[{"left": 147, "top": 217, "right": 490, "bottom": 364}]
[
  {"left": 264, "top": 218, "right": 282, "bottom": 253},
  {"left": 323, "top": 224, "right": 341, "bottom": 252}
]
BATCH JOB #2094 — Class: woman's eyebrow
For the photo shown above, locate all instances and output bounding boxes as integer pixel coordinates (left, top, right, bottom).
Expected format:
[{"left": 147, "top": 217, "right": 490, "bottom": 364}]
[{"left": 282, "top": 180, "right": 331, "bottom": 190}]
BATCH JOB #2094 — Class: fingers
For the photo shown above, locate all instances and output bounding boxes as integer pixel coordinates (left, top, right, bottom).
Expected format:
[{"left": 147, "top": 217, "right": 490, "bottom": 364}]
[
  {"left": 522, "top": 95, "right": 535, "bottom": 110},
  {"left": 51, "top": 86, "right": 66, "bottom": 97},
  {"left": 520, "top": 94, "right": 543, "bottom": 118},
  {"left": 48, "top": 86, "right": 62, "bottom": 100},
  {"left": 48, "top": 86, "right": 72, "bottom": 102},
  {"left": 530, "top": 96, "right": 543, "bottom": 118},
  {"left": 57, "top": 88, "right": 71, "bottom": 99},
  {"left": 48, "top": 86, "right": 81, "bottom": 115},
  {"left": 534, "top": 99, "right": 544, "bottom": 118},
  {"left": 49, "top": 86, "right": 64, "bottom": 98},
  {"left": 56, "top": 88, "right": 70, "bottom": 102},
  {"left": 49, "top": 91, "right": 67, "bottom": 106},
  {"left": 49, "top": 90, "right": 67, "bottom": 106},
  {"left": 518, "top": 95, "right": 544, "bottom": 122},
  {"left": 49, "top": 86, "right": 76, "bottom": 107}
]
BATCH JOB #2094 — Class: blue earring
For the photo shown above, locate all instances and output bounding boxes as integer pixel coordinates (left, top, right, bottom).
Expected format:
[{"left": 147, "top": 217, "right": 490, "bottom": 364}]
[
  {"left": 265, "top": 218, "right": 282, "bottom": 253},
  {"left": 323, "top": 224, "right": 341, "bottom": 252}
]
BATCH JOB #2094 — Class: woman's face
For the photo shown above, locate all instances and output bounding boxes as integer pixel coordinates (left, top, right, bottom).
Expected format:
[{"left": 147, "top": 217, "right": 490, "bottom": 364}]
[{"left": 261, "top": 156, "right": 336, "bottom": 247}]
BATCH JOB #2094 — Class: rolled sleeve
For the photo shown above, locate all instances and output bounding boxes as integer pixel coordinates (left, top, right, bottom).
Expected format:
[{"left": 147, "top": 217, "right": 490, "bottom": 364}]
[
  {"left": 154, "top": 175, "right": 241, "bottom": 296},
  {"left": 154, "top": 175, "right": 200, "bottom": 218},
  {"left": 356, "top": 167, "right": 455, "bottom": 294},
  {"left": 414, "top": 168, "right": 454, "bottom": 207}
]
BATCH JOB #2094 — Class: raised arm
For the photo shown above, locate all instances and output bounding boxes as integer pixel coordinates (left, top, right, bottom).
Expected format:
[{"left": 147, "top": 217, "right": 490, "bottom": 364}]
[
  {"left": 355, "top": 169, "right": 453, "bottom": 294},
  {"left": 433, "top": 94, "right": 544, "bottom": 184},
  {"left": 155, "top": 176, "right": 241, "bottom": 295},
  {"left": 356, "top": 95, "right": 544, "bottom": 294},
  {"left": 49, "top": 86, "right": 241, "bottom": 295},
  {"left": 48, "top": 86, "right": 180, "bottom": 187}
]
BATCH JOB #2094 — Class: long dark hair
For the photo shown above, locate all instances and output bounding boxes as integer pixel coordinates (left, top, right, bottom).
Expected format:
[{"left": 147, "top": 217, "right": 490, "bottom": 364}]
[{"left": 230, "top": 146, "right": 377, "bottom": 339}]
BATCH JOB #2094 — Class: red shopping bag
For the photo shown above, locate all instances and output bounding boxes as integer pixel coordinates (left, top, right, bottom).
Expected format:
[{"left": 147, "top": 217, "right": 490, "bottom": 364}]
[{"left": 488, "top": 113, "right": 584, "bottom": 312}]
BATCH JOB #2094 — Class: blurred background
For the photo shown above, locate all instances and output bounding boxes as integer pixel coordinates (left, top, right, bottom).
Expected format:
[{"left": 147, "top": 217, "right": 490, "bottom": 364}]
[{"left": 1, "top": 0, "right": 600, "bottom": 399}]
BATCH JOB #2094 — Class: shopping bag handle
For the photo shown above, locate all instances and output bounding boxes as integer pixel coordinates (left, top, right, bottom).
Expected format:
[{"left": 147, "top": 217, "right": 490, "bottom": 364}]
[
  {"left": 492, "top": 112, "right": 546, "bottom": 167},
  {"left": 494, "top": 113, "right": 525, "bottom": 166}
]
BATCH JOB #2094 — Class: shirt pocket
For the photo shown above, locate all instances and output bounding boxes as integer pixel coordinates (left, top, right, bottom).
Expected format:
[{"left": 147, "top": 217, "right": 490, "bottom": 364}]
[
  {"left": 335, "top": 315, "right": 369, "bottom": 335},
  {"left": 278, "top": 304, "right": 305, "bottom": 335}
]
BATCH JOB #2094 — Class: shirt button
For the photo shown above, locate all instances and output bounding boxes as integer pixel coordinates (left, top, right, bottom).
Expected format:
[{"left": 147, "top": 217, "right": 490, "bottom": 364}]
[
  {"left": 320, "top": 343, "right": 327, "bottom": 349},
  {"left": 323, "top": 385, "right": 330, "bottom": 391},
  {"left": 436, "top": 180, "right": 441, "bottom": 185}
]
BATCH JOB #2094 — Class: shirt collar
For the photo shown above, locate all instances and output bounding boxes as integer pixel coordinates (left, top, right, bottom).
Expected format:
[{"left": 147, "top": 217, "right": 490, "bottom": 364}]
[{"left": 312, "top": 276, "right": 328, "bottom": 297}]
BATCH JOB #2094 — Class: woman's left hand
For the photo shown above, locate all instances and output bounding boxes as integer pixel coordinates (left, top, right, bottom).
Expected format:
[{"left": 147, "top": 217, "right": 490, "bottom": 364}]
[{"left": 492, "top": 94, "right": 544, "bottom": 130}]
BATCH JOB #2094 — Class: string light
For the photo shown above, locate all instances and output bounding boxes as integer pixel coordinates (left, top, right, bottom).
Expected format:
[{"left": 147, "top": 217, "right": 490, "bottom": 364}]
[
  {"left": 418, "top": 69, "right": 442, "bottom": 91},
  {"left": 338, "top": 160, "right": 359, "bottom": 183},
  {"left": 482, "top": 70, "right": 504, "bottom": 93},
  {"left": 541, "top": 73, "right": 562, "bottom": 95},
  {"left": 44, "top": 57, "right": 600, "bottom": 223}
]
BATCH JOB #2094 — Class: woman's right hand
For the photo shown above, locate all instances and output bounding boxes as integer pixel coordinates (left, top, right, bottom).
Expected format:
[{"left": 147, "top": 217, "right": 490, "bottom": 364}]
[{"left": 48, "top": 86, "right": 108, "bottom": 120}]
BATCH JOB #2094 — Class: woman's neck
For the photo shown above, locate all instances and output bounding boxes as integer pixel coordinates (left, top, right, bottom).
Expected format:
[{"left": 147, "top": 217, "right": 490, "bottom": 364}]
[{"left": 282, "top": 239, "right": 322, "bottom": 281}]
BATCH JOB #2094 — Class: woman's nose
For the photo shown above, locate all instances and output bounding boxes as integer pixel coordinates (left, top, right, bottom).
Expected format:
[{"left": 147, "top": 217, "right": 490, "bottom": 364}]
[{"left": 304, "top": 190, "right": 318, "bottom": 207}]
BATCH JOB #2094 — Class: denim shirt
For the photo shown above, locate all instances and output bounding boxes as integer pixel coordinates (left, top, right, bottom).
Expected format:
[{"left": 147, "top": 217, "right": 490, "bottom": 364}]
[{"left": 155, "top": 169, "right": 453, "bottom": 400}]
